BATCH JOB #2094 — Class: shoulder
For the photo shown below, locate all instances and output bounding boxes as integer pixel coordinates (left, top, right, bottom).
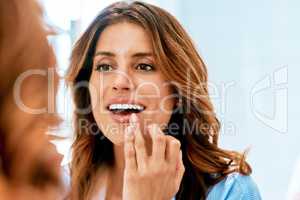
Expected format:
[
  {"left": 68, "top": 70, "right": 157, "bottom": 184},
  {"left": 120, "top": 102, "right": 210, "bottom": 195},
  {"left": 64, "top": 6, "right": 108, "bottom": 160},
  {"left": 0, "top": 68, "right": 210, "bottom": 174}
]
[{"left": 206, "top": 172, "right": 262, "bottom": 200}]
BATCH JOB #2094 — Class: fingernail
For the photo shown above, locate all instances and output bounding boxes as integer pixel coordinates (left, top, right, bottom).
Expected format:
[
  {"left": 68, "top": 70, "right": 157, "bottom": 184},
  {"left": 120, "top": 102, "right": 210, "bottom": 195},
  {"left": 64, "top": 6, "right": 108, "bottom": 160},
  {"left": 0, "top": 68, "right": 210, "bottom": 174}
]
[
  {"left": 125, "top": 125, "right": 133, "bottom": 137},
  {"left": 130, "top": 113, "right": 138, "bottom": 124},
  {"left": 147, "top": 124, "right": 152, "bottom": 130},
  {"left": 147, "top": 124, "right": 155, "bottom": 132}
]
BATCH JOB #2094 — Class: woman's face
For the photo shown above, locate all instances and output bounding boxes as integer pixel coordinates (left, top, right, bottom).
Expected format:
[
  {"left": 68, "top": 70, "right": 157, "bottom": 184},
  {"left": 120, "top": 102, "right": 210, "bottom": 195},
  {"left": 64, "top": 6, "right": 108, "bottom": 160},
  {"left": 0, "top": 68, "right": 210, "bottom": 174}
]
[{"left": 89, "top": 22, "right": 175, "bottom": 145}]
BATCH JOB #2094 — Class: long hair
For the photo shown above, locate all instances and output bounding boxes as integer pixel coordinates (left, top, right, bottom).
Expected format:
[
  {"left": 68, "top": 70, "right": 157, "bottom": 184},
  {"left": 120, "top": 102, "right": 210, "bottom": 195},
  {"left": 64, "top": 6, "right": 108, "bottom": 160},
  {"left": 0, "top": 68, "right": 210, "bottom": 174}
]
[
  {"left": 0, "top": 0, "right": 62, "bottom": 199},
  {"left": 66, "top": 1, "right": 251, "bottom": 200}
]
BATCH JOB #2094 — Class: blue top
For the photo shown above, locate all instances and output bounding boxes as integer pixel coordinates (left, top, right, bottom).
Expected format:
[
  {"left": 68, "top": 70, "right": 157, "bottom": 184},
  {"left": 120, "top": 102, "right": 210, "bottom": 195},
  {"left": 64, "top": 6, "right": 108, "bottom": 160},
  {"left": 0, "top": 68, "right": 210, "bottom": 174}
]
[{"left": 205, "top": 172, "right": 262, "bottom": 200}]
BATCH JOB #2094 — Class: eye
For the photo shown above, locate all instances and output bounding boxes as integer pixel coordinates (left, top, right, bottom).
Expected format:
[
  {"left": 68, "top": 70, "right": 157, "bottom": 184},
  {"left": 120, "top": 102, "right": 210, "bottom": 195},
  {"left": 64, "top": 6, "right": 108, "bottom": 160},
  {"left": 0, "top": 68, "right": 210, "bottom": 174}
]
[
  {"left": 136, "top": 63, "right": 155, "bottom": 71},
  {"left": 95, "top": 64, "right": 113, "bottom": 72}
]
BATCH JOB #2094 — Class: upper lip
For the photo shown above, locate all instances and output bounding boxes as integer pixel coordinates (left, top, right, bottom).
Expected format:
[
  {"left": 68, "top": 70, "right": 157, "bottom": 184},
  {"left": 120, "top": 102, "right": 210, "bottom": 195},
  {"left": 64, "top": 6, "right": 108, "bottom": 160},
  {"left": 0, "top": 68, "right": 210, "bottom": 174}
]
[{"left": 106, "top": 97, "right": 146, "bottom": 110}]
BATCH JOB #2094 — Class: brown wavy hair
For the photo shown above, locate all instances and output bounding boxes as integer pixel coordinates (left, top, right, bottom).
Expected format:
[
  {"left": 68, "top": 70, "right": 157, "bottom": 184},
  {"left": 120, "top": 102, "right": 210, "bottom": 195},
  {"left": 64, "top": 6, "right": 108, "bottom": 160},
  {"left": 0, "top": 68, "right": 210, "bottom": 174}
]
[
  {"left": 0, "top": 0, "right": 62, "bottom": 199},
  {"left": 66, "top": 1, "right": 251, "bottom": 200}
]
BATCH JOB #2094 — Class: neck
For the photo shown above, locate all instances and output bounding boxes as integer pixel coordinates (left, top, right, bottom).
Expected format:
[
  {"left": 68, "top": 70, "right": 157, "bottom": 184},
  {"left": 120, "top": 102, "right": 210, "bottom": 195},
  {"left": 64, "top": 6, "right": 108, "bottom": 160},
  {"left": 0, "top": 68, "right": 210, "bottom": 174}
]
[
  {"left": 104, "top": 144, "right": 125, "bottom": 198},
  {"left": 113, "top": 144, "right": 125, "bottom": 172}
]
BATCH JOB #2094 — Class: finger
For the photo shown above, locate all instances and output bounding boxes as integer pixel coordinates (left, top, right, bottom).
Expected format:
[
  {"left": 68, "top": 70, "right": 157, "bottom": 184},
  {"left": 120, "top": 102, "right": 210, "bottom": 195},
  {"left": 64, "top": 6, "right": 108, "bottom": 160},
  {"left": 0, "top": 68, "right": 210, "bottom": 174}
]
[
  {"left": 124, "top": 124, "right": 137, "bottom": 171},
  {"left": 175, "top": 150, "right": 185, "bottom": 185},
  {"left": 148, "top": 124, "right": 166, "bottom": 161},
  {"left": 130, "top": 113, "right": 148, "bottom": 171},
  {"left": 165, "top": 136, "right": 181, "bottom": 167}
]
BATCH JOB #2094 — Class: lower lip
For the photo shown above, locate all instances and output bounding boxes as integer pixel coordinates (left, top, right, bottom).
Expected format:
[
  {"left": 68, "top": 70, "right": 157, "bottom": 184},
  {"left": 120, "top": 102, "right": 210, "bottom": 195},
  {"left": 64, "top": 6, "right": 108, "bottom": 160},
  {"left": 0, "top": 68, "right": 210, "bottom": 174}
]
[
  {"left": 109, "top": 112, "right": 142, "bottom": 123},
  {"left": 110, "top": 112, "right": 131, "bottom": 123}
]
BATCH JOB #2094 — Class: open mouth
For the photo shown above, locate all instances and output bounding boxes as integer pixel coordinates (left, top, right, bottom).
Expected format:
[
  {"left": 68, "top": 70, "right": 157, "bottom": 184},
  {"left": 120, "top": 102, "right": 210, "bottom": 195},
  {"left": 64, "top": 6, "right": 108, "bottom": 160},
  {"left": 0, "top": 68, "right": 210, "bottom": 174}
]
[
  {"left": 107, "top": 103, "right": 146, "bottom": 123},
  {"left": 107, "top": 103, "right": 146, "bottom": 114}
]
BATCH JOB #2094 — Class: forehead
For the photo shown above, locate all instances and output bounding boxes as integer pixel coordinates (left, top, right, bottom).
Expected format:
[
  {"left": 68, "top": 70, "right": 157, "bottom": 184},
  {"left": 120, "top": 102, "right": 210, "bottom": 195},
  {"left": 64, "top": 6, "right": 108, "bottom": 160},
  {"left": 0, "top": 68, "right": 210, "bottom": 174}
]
[{"left": 95, "top": 22, "right": 153, "bottom": 53}]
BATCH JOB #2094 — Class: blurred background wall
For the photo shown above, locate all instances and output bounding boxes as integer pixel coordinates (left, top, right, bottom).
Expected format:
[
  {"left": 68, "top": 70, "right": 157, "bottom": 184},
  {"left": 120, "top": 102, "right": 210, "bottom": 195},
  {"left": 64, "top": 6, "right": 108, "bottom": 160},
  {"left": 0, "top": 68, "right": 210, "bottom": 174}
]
[{"left": 40, "top": 0, "right": 300, "bottom": 199}]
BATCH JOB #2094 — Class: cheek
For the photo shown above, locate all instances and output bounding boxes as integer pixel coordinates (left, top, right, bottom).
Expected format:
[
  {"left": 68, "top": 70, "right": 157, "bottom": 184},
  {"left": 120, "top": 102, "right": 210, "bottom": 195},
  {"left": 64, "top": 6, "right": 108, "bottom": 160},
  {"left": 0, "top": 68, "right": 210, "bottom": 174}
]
[
  {"left": 140, "top": 80, "right": 175, "bottom": 126},
  {"left": 89, "top": 74, "right": 125, "bottom": 144},
  {"left": 160, "top": 87, "right": 175, "bottom": 111},
  {"left": 157, "top": 87, "right": 175, "bottom": 124},
  {"left": 154, "top": 83, "right": 175, "bottom": 112},
  {"left": 89, "top": 74, "right": 107, "bottom": 109},
  {"left": 138, "top": 78, "right": 175, "bottom": 112}
]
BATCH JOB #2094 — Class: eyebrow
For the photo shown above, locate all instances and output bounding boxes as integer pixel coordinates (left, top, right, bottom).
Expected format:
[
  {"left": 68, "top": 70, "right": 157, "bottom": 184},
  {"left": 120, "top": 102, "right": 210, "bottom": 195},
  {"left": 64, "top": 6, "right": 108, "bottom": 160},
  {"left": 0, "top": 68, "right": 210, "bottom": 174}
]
[{"left": 94, "top": 51, "right": 153, "bottom": 58}]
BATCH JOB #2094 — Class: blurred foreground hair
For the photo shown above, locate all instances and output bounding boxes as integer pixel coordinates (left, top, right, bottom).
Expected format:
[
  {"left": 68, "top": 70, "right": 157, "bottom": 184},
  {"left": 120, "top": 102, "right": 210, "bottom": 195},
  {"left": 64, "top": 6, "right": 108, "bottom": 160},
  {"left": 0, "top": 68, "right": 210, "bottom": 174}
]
[{"left": 0, "top": 0, "right": 63, "bottom": 199}]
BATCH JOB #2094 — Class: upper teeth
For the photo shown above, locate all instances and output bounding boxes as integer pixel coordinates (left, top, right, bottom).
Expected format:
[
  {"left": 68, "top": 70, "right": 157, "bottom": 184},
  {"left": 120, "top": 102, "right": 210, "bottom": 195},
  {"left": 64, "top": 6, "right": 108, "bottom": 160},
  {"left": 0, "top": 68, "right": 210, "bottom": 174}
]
[{"left": 109, "top": 104, "right": 144, "bottom": 111}]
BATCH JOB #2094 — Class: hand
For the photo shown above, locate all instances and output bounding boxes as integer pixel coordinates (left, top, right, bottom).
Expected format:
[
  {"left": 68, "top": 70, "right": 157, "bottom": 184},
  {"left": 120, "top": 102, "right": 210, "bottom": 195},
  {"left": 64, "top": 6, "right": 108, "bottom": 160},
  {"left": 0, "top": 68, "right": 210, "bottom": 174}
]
[{"left": 122, "top": 113, "right": 185, "bottom": 200}]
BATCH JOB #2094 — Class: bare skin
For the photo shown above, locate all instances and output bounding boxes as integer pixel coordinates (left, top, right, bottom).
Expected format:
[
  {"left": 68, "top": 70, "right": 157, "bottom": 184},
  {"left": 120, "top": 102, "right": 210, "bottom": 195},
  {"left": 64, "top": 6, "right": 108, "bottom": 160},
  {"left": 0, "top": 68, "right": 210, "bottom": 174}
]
[
  {"left": 122, "top": 113, "right": 184, "bottom": 200},
  {"left": 100, "top": 114, "right": 184, "bottom": 200},
  {"left": 89, "top": 22, "right": 185, "bottom": 199}
]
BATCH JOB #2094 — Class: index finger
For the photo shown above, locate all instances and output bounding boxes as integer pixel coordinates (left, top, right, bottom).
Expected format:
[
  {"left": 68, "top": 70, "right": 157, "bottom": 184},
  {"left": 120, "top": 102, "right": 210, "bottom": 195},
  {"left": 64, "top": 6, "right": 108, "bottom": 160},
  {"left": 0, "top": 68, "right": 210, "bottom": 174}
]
[
  {"left": 124, "top": 124, "right": 137, "bottom": 171},
  {"left": 131, "top": 113, "right": 148, "bottom": 171}
]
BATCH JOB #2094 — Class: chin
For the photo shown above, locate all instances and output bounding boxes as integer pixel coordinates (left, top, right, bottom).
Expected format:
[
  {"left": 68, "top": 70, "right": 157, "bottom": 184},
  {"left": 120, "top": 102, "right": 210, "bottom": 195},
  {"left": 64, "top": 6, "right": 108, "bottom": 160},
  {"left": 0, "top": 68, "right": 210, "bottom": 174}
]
[{"left": 104, "top": 131, "right": 126, "bottom": 145}]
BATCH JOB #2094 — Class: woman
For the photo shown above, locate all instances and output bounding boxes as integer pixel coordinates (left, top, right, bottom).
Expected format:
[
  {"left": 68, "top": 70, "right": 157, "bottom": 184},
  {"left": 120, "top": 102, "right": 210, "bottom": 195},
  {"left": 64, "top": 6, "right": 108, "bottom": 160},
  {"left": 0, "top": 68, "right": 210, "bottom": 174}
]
[
  {"left": 65, "top": 1, "right": 261, "bottom": 200},
  {"left": 0, "top": 0, "right": 63, "bottom": 199}
]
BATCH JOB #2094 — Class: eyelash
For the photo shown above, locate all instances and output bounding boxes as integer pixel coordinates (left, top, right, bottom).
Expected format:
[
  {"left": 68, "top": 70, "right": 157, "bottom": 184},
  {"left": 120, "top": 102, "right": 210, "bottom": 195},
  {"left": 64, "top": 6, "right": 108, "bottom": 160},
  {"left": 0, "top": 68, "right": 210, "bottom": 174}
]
[
  {"left": 95, "top": 64, "right": 113, "bottom": 72},
  {"left": 136, "top": 63, "right": 155, "bottom": 71},
  {"left": 95, "top": 63, "right": 155, "bottom": 72}
]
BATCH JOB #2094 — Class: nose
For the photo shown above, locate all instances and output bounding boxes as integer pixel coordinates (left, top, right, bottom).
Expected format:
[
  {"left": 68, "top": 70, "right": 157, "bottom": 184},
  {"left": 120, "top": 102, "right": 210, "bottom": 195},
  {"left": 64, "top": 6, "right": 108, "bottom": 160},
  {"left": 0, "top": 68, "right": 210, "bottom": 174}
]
[{"left": 112, "top": 70, "right": 134, "bottom": 92}]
